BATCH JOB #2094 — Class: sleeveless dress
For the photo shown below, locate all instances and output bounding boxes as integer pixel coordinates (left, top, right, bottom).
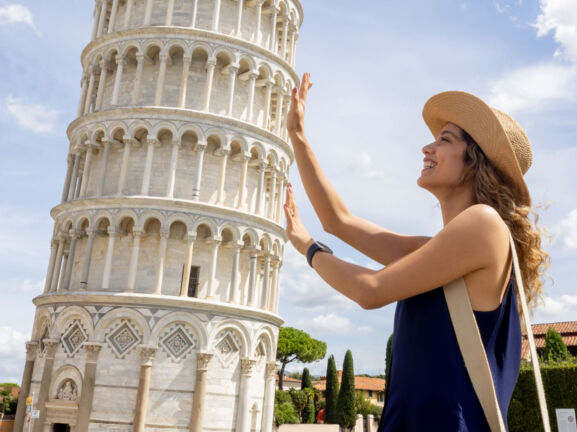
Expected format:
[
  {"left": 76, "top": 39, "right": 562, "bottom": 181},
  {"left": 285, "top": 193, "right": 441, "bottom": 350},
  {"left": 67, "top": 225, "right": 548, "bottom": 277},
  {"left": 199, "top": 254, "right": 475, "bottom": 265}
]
[{"left": 378, "top": 273, "right": 521, "bottom": 431}]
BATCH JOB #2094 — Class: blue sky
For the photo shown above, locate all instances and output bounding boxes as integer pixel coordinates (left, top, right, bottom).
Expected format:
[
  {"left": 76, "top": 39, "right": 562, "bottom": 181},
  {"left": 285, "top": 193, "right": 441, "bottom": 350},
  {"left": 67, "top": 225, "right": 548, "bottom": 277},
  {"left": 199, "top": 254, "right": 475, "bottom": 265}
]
[{"left": 1, "top": 0, "right": 576, "bottom": 381}]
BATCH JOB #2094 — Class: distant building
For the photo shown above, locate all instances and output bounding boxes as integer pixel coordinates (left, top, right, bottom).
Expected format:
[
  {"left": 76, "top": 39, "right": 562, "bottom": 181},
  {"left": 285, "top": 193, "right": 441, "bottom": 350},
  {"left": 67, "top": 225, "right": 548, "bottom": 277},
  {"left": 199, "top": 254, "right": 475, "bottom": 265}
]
[
  {"left": 275, "top": 375, "right": 302, "bottom": 390},
  {"left": 313, "top": 371, "right": 386, "bottom": 407},
  {"left": 523, "top": 321, "right": 577, "bottom": 358}
]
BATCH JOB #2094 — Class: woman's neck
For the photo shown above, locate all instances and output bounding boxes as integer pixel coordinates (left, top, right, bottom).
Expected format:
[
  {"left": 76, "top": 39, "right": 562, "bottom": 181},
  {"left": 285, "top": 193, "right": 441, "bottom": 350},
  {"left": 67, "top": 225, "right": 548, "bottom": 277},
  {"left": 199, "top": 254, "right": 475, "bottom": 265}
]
[{"left": 438, "top": 186, "right": 476, "bottom": 226}]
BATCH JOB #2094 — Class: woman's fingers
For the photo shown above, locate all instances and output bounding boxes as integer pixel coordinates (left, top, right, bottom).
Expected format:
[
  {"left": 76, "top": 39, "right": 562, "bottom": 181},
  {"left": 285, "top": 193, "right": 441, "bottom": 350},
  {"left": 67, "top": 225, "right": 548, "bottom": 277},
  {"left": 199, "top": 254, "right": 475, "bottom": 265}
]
[{"left": 300, "top": 72, "right": 312, "bottom": 103}]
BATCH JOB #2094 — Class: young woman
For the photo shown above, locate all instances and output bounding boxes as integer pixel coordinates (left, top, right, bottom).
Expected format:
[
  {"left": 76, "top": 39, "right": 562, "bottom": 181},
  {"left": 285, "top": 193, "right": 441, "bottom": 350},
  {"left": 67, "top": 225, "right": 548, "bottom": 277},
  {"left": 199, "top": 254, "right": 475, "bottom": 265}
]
[{"left": 283, "top": 73, "right": 548, "bottom": 431}]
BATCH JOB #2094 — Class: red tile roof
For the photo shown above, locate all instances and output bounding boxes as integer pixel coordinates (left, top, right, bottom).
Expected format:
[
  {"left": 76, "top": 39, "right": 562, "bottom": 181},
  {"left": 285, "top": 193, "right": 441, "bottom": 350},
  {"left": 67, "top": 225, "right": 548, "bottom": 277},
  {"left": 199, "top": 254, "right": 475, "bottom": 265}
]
[
  {"left": 521, "top": 321, "right": 577, "bottom": 358},
  {"left": 313, "top": 372, "right": 385, "bottom": 392}
]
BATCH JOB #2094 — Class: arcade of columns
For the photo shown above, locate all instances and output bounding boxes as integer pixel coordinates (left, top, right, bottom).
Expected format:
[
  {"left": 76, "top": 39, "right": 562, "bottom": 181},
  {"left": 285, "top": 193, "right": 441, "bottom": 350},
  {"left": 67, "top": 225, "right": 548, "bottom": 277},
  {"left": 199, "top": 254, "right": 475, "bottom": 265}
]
[{"left": 15, "top": 0, "right": 302, "bottom": 431}]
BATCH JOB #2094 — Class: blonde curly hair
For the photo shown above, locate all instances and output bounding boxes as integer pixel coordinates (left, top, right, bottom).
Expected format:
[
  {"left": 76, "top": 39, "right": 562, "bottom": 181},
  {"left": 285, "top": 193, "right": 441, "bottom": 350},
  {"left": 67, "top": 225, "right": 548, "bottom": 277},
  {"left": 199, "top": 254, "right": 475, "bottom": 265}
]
[{"left": 461, "top": 130, "right": 549, "bottom": 313}]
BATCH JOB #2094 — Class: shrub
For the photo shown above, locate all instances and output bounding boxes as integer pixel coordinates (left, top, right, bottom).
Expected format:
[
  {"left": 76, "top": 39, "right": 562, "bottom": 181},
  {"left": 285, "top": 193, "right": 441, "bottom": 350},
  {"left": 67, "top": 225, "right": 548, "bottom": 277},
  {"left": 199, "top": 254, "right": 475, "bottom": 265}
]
[{"left": 275, "top": 402, "right": 300, "bottom": 426}]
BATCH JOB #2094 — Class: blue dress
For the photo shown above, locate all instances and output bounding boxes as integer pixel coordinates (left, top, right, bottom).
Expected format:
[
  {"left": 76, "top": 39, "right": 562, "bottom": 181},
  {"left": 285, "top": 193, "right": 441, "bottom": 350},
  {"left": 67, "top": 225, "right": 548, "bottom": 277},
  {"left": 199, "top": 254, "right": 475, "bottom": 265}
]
[{"left": 379, "top": 274, "right": 521, "bottom": 431}]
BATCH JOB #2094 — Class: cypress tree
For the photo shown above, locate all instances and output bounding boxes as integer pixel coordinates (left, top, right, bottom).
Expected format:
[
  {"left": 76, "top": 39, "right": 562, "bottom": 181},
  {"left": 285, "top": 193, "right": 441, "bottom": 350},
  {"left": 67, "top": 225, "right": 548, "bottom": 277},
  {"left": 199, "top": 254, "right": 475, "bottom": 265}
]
[
  {"left": 384, "top": 333, "right": 393, "bottom": 404},
  {"left": 301, "top": 367, "right": 312, "bottom": 389},
  {"left": 543, "top": 327, "right": 571, "bottom": 362},
  {"left": 336, "top": 350, "right": 356, "bottom": 429},
  {"left": 325, "top": 354, "right": 339, "bottom": 423}
]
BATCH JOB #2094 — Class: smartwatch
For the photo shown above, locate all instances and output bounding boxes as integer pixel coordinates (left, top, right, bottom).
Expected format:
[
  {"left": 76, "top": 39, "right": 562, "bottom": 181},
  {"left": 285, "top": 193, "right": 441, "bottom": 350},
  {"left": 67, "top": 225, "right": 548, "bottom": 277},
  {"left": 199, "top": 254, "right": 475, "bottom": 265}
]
[{"left": 306, "top": 241, "right": 333, "bottom": 267}]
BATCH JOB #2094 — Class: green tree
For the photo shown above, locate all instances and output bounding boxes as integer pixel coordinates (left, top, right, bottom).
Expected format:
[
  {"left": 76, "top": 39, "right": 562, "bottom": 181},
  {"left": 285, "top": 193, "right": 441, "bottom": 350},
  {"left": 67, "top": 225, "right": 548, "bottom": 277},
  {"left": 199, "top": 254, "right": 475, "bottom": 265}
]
[
  {"left": 543, "top": 327, "right": 571, "bottom": 362},
  {"left": 337, "top": 350, "right": 356, "bottom": 429},
  {"left": 276, "top": 327, "right": 327, "bottom": 390},
  {"left": 325, "top": 354, "right": 339, "bottom": 424},
  {"left": 384, "top": 333, "right": 393, "bottom": 406},
  {"left": 289, "top": 389, "right": 309, "bottom": 419},
  {"left": 301, "top": 367, "right": 312, "bottom": 389}
]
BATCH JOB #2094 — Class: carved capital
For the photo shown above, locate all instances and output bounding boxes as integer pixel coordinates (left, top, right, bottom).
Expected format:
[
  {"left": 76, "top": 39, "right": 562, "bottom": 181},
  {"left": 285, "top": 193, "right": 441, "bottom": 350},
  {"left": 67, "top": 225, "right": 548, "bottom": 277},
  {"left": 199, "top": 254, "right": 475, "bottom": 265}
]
[
  {"left": 139, "top": 345, "right": 157, "bottom": 366},
  {"left": 107, "top": 226, "right": 118, "bottom": 237},
  {"left": 160, "top": 228, "right": 170, "bottom": 239},
  {"left": 196, "top": 353, "right": 213, "bottom": 371},
  {"left": 132, "top": 228, "right": 144, "bottom": 238},
  {"left": 265, "top": 362, "right": 278, "bottom": 380},
  {"left": 83, "top": 342, "right": 103, "bottom": 362},
  {"left": 25, "top": 341, "right": 39, "bottom": 360},
  {"left": 43, "top": 338, "right": 60, "bottom": 357},
  {"left": 240, "top": 358, "right": 257, "bottom": 376}
]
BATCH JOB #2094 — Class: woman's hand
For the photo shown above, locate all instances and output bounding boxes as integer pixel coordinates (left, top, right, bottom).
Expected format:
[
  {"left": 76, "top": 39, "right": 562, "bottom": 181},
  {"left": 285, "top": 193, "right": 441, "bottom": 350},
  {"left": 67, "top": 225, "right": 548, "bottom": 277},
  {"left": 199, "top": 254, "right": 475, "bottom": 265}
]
[
  {"left": 287, "top": 72, "right": 313, "bottom": 140},
  {"left": 284, "top": 183, "right": 314, "bottom": 255}
]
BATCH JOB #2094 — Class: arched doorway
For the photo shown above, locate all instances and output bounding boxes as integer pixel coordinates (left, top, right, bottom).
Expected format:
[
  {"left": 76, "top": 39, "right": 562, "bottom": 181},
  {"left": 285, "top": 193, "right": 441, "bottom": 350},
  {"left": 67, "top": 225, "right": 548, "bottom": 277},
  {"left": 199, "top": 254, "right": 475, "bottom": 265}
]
[{"left": 53, "top": 424, "right": 71, "bottom": 432}]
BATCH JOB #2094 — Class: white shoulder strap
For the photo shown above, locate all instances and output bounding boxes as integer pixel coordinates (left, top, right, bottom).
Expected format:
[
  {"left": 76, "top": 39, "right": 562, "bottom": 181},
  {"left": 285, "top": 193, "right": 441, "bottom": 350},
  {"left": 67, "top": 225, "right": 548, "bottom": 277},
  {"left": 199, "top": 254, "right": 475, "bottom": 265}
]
[{"left": 443, "top": 231, "right": 551, "bottom": 432}]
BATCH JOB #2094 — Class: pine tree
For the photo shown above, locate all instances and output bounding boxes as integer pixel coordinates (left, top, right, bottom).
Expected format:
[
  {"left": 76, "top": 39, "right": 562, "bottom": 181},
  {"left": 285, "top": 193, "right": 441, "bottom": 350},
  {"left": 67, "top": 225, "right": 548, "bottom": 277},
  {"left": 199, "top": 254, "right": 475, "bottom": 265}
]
[
  {"left": 336, "top": 350, "right": 356, "bottom": 429},
  {"left": 301, "top": 367, "right": 312, "bottom": 389},
  {"left": 325, "top": 354, "right": 339, "bottom": 423},
  {"left": 543, "top": 327, "right": 571, "bottom": 362}
]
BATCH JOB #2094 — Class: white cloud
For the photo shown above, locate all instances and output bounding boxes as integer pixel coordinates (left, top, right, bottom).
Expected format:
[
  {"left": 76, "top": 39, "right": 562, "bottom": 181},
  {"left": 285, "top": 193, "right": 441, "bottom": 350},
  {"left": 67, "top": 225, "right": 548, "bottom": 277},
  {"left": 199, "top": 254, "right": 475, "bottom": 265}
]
[
  {"left": 296, "top": 312, "right": 373, "bottom": 335},
  {"left": 487, "top": 62, "right": 577, "bottom": 112},
  {"left": 552, "top": 209, "right": 577, "bottom": 250},
  {"left": 0, "top": 4, "right": 40, "bottom": 35},
  {"left": 534, "top": 0, "right": 577, "bottom": 62},
  {"left": 534, "top": 293, "right": 577, "bottom": 322},
  {"left": 0, "top": 326, "right": 27, "bottom": 383},
  {"left": 6, "top": 278, "right": 44, "bottom": 294},
  {"left": 5, "top": 96, "right": 59, "bottom": 134}
]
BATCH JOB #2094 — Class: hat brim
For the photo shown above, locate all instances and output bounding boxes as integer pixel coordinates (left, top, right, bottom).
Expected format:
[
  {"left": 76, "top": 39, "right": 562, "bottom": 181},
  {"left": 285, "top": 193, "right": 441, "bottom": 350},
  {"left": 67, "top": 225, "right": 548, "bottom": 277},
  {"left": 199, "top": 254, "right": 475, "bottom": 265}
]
[{"left": 422, "top": 91, "right": 530, "bottom": 206}]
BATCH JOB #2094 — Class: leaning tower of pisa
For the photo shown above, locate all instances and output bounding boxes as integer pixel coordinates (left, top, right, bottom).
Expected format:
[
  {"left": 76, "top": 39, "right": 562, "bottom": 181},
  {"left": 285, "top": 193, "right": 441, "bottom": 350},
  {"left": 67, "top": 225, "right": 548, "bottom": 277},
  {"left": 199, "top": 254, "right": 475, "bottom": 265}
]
[{"left": 15, "top": 1, "right": 302, "bottom": 431}]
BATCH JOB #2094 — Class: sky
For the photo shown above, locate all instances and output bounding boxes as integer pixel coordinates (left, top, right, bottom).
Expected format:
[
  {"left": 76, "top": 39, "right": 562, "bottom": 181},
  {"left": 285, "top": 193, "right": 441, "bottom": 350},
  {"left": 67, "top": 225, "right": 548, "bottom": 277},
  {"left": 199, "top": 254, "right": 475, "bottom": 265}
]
[{"left": 1, "top": 0, "right": 576, "bottom": 382}]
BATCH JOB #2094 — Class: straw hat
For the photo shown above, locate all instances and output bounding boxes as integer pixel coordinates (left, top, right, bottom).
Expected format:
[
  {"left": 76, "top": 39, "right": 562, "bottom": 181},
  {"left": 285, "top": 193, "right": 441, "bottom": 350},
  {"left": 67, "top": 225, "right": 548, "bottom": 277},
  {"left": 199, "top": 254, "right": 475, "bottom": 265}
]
[{"left": 422, "top": 91, "right": 532, "bottom": 206}]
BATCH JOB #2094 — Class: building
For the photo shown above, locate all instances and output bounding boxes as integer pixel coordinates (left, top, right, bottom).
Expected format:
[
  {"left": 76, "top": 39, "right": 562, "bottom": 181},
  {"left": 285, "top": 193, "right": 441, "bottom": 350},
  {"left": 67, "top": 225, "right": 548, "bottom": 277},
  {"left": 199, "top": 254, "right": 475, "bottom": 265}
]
[
  {"left": 522, "top": 321, "right": 577, "bottom": 358},
  {"left": 274, "top": 375, "right": 301, "bottom": 391},
  {"left": 314, "top": 372, "right": 386, "bottom": 407},
  {"left": 14, "top": 1, "right": 303, "bottom": 431}
]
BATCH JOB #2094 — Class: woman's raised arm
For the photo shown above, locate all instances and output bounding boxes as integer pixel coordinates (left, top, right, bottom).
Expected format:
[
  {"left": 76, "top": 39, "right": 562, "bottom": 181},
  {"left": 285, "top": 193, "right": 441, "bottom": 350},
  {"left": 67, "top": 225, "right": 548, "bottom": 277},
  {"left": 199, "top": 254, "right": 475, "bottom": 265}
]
[{"left": 287, "top": 73, "right": 429, "bottom": 265}]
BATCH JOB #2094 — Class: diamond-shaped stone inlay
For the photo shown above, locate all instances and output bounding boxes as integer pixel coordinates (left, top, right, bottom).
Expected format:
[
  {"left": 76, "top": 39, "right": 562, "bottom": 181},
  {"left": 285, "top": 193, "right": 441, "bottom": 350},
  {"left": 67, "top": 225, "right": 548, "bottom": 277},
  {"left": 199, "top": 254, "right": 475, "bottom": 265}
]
[
  {"left": 106, "top": 321, "right": 140, "bottom": 358},
  {"left": 215, "top": 330, "right": 241, "bottom": 368},
  {"left": 61, "top": 321, "right": 87, "bottom": 356},
  {"left": 160, "top": 326, "right": 196, "bottom": 361}
]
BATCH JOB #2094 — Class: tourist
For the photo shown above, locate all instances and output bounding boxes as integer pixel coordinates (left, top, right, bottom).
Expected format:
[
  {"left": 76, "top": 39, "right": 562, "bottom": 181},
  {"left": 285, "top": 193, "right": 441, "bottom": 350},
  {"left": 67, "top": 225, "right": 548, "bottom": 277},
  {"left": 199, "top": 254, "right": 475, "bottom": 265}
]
[{"left": 283, "top": 73, "right": 548, "bottom": 430}]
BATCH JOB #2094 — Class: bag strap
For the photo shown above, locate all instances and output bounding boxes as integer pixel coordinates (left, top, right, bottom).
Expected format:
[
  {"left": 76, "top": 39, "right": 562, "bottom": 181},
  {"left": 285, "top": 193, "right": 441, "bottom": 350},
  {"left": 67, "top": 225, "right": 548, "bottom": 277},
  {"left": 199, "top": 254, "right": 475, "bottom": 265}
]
[{"left": 443, "top": 231, "right": 551, "bottom": 432}]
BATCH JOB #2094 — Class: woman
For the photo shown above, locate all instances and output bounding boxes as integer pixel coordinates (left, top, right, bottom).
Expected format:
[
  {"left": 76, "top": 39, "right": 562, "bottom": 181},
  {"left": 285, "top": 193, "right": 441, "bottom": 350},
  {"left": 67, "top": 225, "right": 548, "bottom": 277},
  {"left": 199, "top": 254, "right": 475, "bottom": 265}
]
[{"left": 283, "top": 73, "right": 548, "bottom": 431}]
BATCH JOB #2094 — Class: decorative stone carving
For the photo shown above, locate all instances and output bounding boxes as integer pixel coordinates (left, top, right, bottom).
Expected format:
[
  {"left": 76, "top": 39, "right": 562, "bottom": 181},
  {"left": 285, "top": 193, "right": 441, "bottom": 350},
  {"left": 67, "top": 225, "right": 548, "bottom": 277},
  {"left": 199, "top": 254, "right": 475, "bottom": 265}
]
[
  {"left": 25, "top": 341, "right": 38, "bottom": 361},
  {"left": 139, "top": 345, "right": 158, "bottom": 366},
  {"left": 240, "top": 358, "right": 257, "bottom": 376},
  {"left": 56, "top": 379, "right": 78, "bottom": 401},
  {"left": 160, "top": 325, "right": 197, "bottom": 361},
  {"left": 265, "top": 362, "right": 278, "bottom": 380},
  {"left": 84, "top": 341, "right": 103, "bottom": 362},
  {"left": 215, "top": 330, "right": 241, "bottom": 367},
  {"left": 105, "top": 320, "right": 141, "bottom": 358},
  {"left": 196, "top": 353, "right": 213, "bottom": 371},
  {"left": 61, "top": 320, "right": 88, "bottom": 356}
]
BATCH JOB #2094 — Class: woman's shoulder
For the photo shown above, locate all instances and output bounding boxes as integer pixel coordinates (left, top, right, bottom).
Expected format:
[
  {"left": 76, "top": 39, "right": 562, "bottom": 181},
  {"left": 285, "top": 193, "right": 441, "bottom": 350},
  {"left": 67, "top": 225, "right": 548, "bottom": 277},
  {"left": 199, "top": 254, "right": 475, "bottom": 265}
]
[{"left": 455, "top": 204, "right": 507, "bottom": 232}]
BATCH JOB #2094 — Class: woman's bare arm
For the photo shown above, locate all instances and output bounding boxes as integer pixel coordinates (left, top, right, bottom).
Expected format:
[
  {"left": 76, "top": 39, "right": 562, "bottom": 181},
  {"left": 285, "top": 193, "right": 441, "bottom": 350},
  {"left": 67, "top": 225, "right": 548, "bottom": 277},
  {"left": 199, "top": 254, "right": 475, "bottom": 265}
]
[{"left": 287, "top": 73, "right": 429, "bottom": 265}]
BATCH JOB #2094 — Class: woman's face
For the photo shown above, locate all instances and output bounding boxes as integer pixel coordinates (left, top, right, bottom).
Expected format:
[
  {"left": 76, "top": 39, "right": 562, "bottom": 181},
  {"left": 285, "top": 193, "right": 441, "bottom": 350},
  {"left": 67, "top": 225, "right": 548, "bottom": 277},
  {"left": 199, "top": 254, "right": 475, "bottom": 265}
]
[{"left": 417, "top": 122, "right": 470, "bottom": 195}]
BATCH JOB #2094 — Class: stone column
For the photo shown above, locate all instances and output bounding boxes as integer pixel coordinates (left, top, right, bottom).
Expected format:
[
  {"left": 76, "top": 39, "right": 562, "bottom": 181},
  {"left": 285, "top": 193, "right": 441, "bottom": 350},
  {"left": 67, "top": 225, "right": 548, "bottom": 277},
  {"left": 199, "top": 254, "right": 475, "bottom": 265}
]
[
  {"left": 155, "top": 53, "right": 169, "bottom": 106},
  {"left": 269, "top": 257, "right": 280, "bottom": 311},
  {"left": 95, "top": 59, "right": 108, "bottom": 111},
  {"left": 260, "top": 254, "right": 271, "bottom": 308},
  {"left": 202, "top": 59, "right": 216, "bottom": 111},
  {"left": 255, "top": 162, "right": 266, "bottom": 215},
  {"left": 267, "top": 169, "right": 277, "bottom": 219},
  {"left": 261, "top": 362, "right": 277, "bottom": 432},
  {"left": 61, "top": 156, "right": 74, "bottom": 203},
  {"left": 226, "top": 65, "right": 239, "bottom": 117},
  {"left": 189, "top": 353, "right": 213, "bottom": 432},
  {"left": 79, "top": 142, "right": 94, "bottom": 198},
  {"left": 141, "top": 138, "right": 157, "bottom": 195},
  {"left": 43, "top": 239, "right": 58, "bottom": 293},
  {"left": 206, "top": 237, "right": 222, "bottom": 299},
  {"left": 246, "top": 72, "right": 258, "bottom": 123},
  {"left": 133, "top": 346, "right": 157, "bottom": 432},
  {"left": 273, "top": 89, "right": 283, "bottom": 135},
  {"left": 97, "top": 139, "right": 111, "bottom": 196},
  {"left": 57, "top": 249, "right": 69, "bottom": 293},
  {"left": 101, "top": 226, "right": 117, "bottom": 289},
  {"left": 62, "top": 229, "right": 79, "bottom": 291},
  {"left": 111, "top": 54, "right": 125, "bottom": 105},
  {"left": 132, "top": 53, "right": 145, "bottom": 104},
  {"left": 108, "top": 0, "right": 119, "bottom": 33},
  {"left": 127, "top": 228, "right": 143, "bottom": 292},
  {"left": 269, "top": 8, "right": 278, "bottom": 52},
  {"left": 190, "top": 0, "right": 198, "bottom": 28},
  {"left": 165, "top": 0, "right": 175, "bottom": 25},
  {"left": 180, "top": 233, "right": 197, "bottom": 297},
  {"left": 192, "top": 142, "right": 206, "bottom": 199},
  {"left": 355, "top": 414, "right": 364, "bottom": 432},
  {"left": 80, "top": 228, "right": 95, "bottom": 290},
  {"left": 76, "top": 342, "right": 103, "bottom": 432},
  {"left": 124, "top": 0, "right": 134, "bottom": 28},
  {"left": 280, "top": 17, "right": 289, "bottom": 60},
  {"left": 228, "top": 241, "right": 242, "bottom": 303},
  {"left": 216, "top": 149, "right": 229, "bottom": 205},
  {"left": 281, "top": 95, "right": 290, "bottom": 140},
  {"left": 179, "top": 55, "right": 192, "bottom": 108},
  {"left": 247, "top": 248, "right": 258, "bottom": 307},
  {"left": 236, "top": 154, "right": 249, "bottom": 209},
  {"left": 14, "top": 341, "right": 38, "bottom": 432},
  {"left": 254, "top": 0, "right": 263, "bottom": 43},
  {"left": 289, "top": 25, "right": 297, "bottom": 65},
  {"left": 235, "top": 0, "right": 244, "bottom": 36},
  {"left": 275, "top": 175, "right": 286, "bottom": 223},
  {"left": 34, "top": 339, "right": 59, "bottom": 432},
  {"left": 77, "top": 73, "right": 89, "bottom": 117},
  {"left": 83, "top": 68, "right": 96, "bottom": 114},
  {"left": 50, "top": 234, "right": 65, "bottom": 292},
  {"left": 67, "top": 153, "right": 81, "bottom": 201},
  {"left": 96, "top": 0, "right": 108, "bottom": 38},
  {"left": 91, "top": 0, "right": 102, "bottom": 40},
  {"left": 211, "top": 0, "right": 221, "bottom": 31},
  {"left": 166, "top": 140, "right": 181, "bottom": 198},
  {"left": 235, "top": 358, "right": 257, "bottom": 432},
  {"left": 117, "top": 137, "right": 132, "bottom": 195},
  {"left": 153, "top": 229, "right": 169, "bottom": 295},
  {"left": 367, "top": 414, "right": 375, "bottom": 432},
  {"left": 143, "top": 0, "right": 153, "bottom": 25}
]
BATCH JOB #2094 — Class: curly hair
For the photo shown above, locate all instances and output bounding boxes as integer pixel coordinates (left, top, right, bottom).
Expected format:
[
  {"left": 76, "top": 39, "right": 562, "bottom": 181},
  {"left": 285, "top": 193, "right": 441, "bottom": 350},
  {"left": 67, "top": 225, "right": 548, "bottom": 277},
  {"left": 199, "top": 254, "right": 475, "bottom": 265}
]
[{"left": 461, "top": 130, "right": 549, "bottom": 313}]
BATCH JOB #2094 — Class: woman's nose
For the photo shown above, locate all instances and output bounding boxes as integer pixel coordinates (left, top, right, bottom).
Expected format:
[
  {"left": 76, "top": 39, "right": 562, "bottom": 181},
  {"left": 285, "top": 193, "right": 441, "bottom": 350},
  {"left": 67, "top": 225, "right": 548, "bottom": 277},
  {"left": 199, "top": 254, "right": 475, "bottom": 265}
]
[{"left": 422, "top": 141, "right": 435, "bottom": 155}]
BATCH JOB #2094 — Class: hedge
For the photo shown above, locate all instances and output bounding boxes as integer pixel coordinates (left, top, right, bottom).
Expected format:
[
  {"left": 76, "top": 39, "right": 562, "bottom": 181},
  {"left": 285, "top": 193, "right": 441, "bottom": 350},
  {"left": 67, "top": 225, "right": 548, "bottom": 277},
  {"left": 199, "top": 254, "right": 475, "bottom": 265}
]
[{"left": 508, "top": 360, "right": 577, "bottom": 432}]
